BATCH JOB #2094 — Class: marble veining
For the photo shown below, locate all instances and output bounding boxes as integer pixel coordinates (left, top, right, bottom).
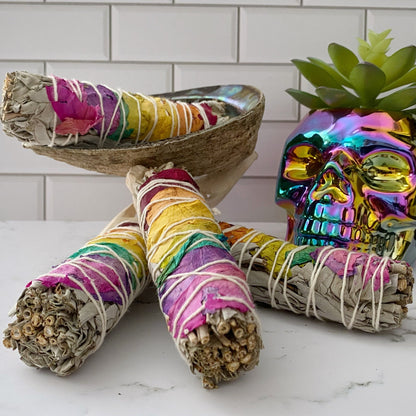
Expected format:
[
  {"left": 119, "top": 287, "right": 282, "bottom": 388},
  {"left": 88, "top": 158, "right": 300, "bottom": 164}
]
[
  {"left": 301, "top": 373, "right": 385, "bottom": 405},
  {"left": 0, "top": 221, "right": 415, "bottom": 416}
]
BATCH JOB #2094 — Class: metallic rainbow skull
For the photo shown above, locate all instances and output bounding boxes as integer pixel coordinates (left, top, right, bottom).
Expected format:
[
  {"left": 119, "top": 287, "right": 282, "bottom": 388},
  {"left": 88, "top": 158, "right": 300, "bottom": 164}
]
[{"left": 275, "top": 109, "right": 416, "bottom": 262}]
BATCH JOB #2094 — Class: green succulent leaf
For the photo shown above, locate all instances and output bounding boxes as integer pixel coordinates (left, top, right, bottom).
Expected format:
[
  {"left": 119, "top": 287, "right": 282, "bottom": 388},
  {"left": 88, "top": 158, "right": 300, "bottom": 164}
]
[
  {"left": 358, "top": 30, "right": 392, "bottom": 67},
  {"left": 328, "top": 43, "right": 359, "bottom": 78},
  {"left": 368, "top": 29, "right": 391, "bottom": 46},
  {"left": 316, "top": 87, "right": 361, "bottom": 108},
  {"left": 381, "top": 46, "right": 416, "bottom": 87},
  {"left": 365, "top": 50, "right": 389, "bottom": 67},
  {"left": 286, "top": 88, "right": 327, "bottom": 109},
  {"left": 382, "top": 67, "right": 416, "bottom": 91},
  {"left": 349, "top": 62, "right": 386, "bottom": 107},
  {"left": 307, "top": 57, "right": 352, "bottom": 87},
  {"left": 371, "top": 37, "right": 392, "bottom": 54},
  {"left": 358, "top": 38, "right": 371, "bottom": 61},
  {"left": 292, "top": 59, "right": 343, "bottom": 89},
  {"left": 376, "top": 86, "right": 416, "bottom": 111},
  {"left": 286, "top": 28, "right": 416, "bottom": 113}
]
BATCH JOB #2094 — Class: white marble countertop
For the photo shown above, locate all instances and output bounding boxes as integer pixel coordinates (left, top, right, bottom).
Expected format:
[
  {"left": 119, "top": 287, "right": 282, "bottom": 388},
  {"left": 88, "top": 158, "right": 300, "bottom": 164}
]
[{"left": 0, "top": 220, "right": 415, "bottom": 416}]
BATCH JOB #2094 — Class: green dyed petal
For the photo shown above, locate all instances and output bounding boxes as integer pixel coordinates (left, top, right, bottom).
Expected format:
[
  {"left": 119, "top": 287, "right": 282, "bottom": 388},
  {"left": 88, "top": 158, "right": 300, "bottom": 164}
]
[{"left": 289, "top": 247, "right": 316, "bottom": 267}]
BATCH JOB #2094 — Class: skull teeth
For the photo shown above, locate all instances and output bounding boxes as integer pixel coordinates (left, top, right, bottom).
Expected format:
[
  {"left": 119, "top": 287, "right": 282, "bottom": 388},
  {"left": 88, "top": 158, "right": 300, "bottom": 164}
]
[
  {"left": 300, "top": 219, "right": 371, "bottom": 242},
  {"left": 305, "top": 204, "right": 377, "bottom": 228},
  {"left": 296, "top": 220, "right": 397, "bottom": 257}
]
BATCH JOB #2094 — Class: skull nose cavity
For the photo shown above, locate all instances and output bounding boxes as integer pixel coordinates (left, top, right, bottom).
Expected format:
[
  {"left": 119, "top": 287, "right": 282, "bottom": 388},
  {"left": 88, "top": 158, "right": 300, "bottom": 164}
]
[{"left": 311, "top": 167, "right": 350, "bottom": 204}]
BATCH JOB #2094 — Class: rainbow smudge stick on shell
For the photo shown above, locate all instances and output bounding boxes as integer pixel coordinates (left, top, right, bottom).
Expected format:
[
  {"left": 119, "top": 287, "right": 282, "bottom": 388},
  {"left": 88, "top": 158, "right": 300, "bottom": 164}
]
[
  {"left": 220, "top": 222, "right": 414, "bottom": 333},
  {"left": 127, "top": 164, "right": 262, "bottom": 389},
  {"left": 2, "top": 71, "right": 226, "bottom": 148},
  {"left": 3, "top": 206, "right": 149, "bottom": 375}
]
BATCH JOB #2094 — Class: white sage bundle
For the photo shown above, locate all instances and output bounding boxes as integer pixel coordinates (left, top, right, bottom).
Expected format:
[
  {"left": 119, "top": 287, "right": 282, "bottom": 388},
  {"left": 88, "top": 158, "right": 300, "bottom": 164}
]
[
  {"left": 3, "top": 206, "right": 149, "bottom": 375},
  {"left": 1, "top": 71, "right": 226, "bottom": 148},
  {"left": 221, "top": 222, "right": 413, "bottom": 333},
  {"left": 127, "top": 165, "right": 263, "bottom": 389}
]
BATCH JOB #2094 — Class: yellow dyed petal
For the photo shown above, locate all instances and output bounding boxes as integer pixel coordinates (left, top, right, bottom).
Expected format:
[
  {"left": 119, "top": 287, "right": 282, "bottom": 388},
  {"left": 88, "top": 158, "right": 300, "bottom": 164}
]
[
  {"left": 149, "top": 98, "right": 176, "bottom": 141},
  {"left": 146, "top": 187, "right": 206, "bottom": 226},
  {"left": 233, "top": 229, "right": 298, "bottom": 276},
  {"left": 122, "top": 92, "right": 140, "bottom": 139},
  {"left": 149, "top": 220, "right": 221, "bottom": 266},
  {"left": 147, "top": 200, "right": 217, "bottom": 250},
  {"left": 129, "top": 94, "right": 152, "bottom": 138},
  {"left": 88, "top": 235, "right": 142, "bottom": 252}
]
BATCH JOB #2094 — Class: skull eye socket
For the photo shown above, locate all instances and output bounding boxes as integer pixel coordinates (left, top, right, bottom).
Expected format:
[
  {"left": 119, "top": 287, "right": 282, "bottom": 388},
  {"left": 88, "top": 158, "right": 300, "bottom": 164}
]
[
  {"left": 283, "top": 144, "right": 324, "bottom": 181},
  {"left": 361, "top": 151, "right": 412, "bottom": 192}
]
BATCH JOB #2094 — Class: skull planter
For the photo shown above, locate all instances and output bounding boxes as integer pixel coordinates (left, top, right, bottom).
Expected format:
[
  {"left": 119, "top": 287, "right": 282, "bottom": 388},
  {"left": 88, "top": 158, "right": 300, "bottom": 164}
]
[{"left": 276, "top": 108, "right": 416, "bottom": 262}]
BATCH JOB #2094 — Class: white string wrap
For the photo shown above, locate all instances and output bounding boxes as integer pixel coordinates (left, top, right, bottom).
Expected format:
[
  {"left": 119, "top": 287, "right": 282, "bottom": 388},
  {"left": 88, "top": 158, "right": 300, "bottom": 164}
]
[
  {"left": 47, "top": 76, "right": 210, "bottom": 147},
  {"left": 228, "top": 231, "right": 392, "bottom": 331},
  {"left": 136, "top": 174, "right": 257, "bottom": 345},
  {"left": 49, "top": 76, "right": 58, "bottom": 147},
  {"left": 33, "top": 223, "right": 147, "bottom": 353}
]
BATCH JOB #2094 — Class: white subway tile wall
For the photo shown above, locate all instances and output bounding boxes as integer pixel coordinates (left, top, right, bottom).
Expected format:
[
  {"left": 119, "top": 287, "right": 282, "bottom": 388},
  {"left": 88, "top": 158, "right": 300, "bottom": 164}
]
[
  {"left": 304, "top": 0, "right": 416, "bottom": 8},
  {"left": 239, "top": 8, "right": 365, "bottom": 63},
  {"left": 174, "top": 64, "right": 298, "bottom": 120},
  {"left": 112, "top": 6, "right": 238, "bottom": 62},
  {"left": 0, "top": 5, "right": 109, "bottom": 61},
  {"left": 46, "top": 63, "right": 172, "bottom": 94},
  {"left": 0, "top": 176, "right": 44, "bottom": 220},
  {"left": 45, "top": 176, "right": 131, "bottom": 221},
  {"left": 0, "top": 2, "right": 410, "bottom": 222}
]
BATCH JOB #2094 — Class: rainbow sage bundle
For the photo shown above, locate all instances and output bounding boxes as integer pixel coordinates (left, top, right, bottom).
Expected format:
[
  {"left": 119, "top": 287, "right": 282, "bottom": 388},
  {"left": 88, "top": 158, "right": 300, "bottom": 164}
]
[
  {"left": 3, "top": 206, "right": 149, "bottom": 375},
  {"left": 127, "top": 165, "right": 262, "bottom": 389},
  {"left": 2, "top": 71, "right": 226, "bottom": 148},
  {"left": 221, "top": 222, "right": 413, "bottom": 333}
]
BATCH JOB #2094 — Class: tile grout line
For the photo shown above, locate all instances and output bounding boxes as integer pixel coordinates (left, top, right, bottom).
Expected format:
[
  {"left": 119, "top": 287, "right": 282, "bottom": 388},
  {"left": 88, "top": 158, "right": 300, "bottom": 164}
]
[
  {"left": 236, "top": 6, "right": 240, "bottom": 63},
  {"left": 0, "top": 59, "right": 298, "bottom": 67},
  {"left": 43, "top": 175, "right": 47, "bottom": 221},
  {"left": 108, "top": 4, "right": 112, "bottom": 62},
  {"left": 364, "top": 8, "right": 368, "bottom": 39},
  {"left": 171, "top": 63, "right": 175, "bottom": 91},
  {"left": 1, "top": 2, "right": 416, "bottom": 11}
]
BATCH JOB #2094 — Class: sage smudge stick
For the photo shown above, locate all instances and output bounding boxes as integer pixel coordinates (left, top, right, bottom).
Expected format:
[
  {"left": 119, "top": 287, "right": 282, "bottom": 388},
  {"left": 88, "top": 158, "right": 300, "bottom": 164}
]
[
  {"left": 127, "top": 165, "right": 262, "bottom": 389},
  {"left": 2, "top": 71, "right": 226, "bottom": 148},
  {"left": 221, "top": 222, "right": 413, "bottom": 333},
  {"left": 3, "top": 206, "right": 149, "bottom": 375}
]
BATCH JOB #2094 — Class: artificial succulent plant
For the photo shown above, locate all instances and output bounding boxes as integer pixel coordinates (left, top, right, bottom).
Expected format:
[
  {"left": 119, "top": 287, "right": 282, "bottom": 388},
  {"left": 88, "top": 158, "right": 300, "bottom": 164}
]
[{"left": 287, "top": 29, "right": 416, "bottom": 114}]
